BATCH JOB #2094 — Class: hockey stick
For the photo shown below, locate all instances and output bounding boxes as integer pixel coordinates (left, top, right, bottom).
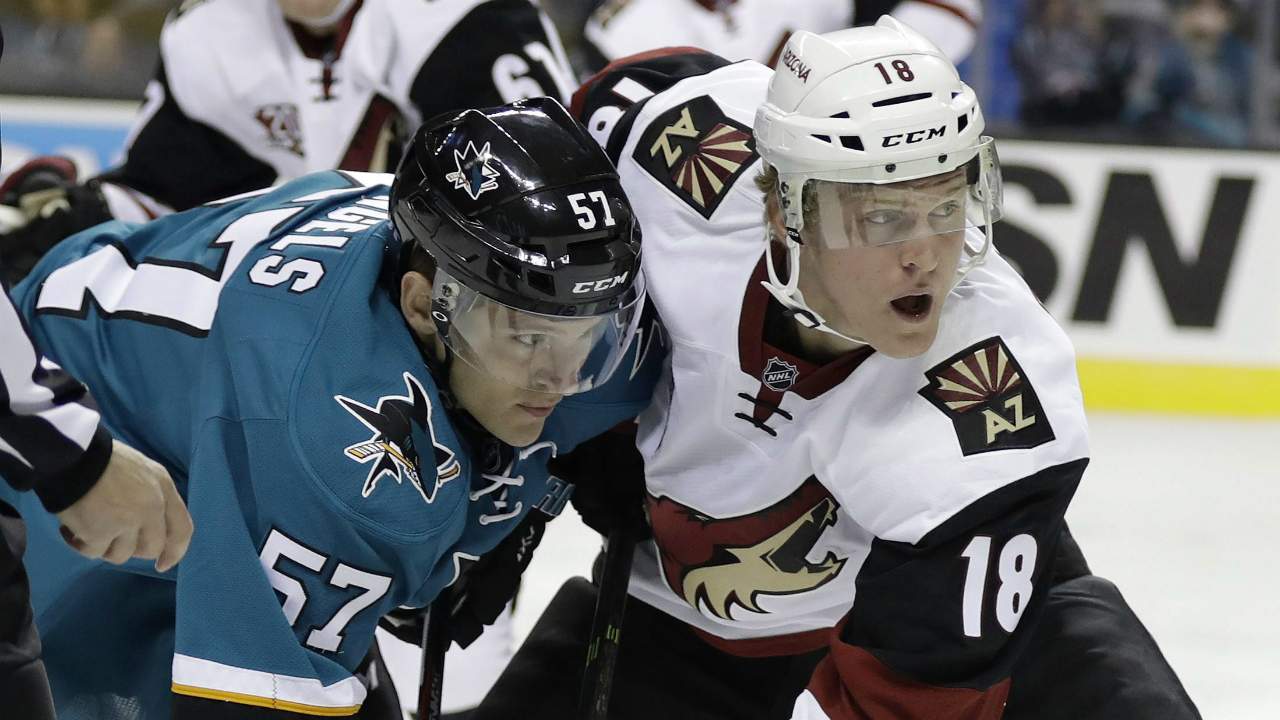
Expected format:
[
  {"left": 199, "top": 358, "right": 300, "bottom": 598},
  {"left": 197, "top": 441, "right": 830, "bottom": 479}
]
[
  {"left": 576, "top": 523, "right": 639, "bottom": 720},
  {"left": 417, "top": 588, "right": 451, "bottom": 720}
]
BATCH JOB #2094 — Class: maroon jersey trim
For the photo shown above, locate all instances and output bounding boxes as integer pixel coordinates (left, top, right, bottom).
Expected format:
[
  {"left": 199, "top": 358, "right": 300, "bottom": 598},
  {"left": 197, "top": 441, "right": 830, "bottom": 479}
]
[
  {"left": 286, "top": 0, "right": 364, "bottom": 61},
  {"left": 737, "top": 250, "right": 873, "bottom": 424},
  {"left": 808, "top": 644, "right": 1011, "bottom": 720},
  {"left": 570, "top": 46, "right": 714, "bottom": 116},
  {"left": 693, "top": 617, "right": 846, "bottom": 658}
]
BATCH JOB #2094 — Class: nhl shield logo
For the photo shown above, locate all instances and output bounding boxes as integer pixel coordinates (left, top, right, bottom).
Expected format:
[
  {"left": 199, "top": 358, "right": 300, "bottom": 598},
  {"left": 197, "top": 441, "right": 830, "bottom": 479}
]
[
  {"left": 919, "top": 337, "right": 1055, "bottom": 456},
  {"left": 635, "top": 95, "right": 758, "bottom": 219},
  {"left": 762, "top": 357, "right": 799, "bottom": 391},
  {"left": 445, "top": 141, "right": 500, "bottom": 200},
  {"left": 255, "top": 103, "right": 304, "bottom": 157}
]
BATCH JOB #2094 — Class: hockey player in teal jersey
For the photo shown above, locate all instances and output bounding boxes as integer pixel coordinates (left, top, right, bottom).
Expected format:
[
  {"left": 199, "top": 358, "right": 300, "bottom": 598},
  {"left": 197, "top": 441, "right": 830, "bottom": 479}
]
[{"left": 1, "top": 97, "right": 659, "bottom": 719}]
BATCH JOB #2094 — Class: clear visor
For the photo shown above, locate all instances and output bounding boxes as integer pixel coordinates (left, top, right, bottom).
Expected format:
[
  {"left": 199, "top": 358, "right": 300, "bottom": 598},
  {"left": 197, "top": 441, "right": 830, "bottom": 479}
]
[
  {"left": 796, "top": 139, "right": 1003, "bottom": 250},
  {"left": 432, "top": 269, "right": 645, "bottom": 396}
]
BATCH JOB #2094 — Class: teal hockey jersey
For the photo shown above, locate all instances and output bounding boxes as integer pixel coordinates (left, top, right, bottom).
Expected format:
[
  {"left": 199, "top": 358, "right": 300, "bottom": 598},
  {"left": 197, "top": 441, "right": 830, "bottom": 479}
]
[{"left": 5, "top": 170, "right": 661, "bottom": 718}]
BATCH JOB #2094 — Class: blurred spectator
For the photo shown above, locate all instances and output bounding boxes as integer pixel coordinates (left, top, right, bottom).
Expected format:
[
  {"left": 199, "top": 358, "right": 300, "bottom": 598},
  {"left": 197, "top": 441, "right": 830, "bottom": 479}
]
[
  {"left": 1128, "top": 0, "right": 1252, "bottom": 146},
  {"left": 1013, "top": 0, "right": 1137, "bottom": 126},
  {"left": 0, "top": 0, "right": 170, "bottom": 99},
  {"left": 580, "top": 0, "right": 978, "bottom": 73}
]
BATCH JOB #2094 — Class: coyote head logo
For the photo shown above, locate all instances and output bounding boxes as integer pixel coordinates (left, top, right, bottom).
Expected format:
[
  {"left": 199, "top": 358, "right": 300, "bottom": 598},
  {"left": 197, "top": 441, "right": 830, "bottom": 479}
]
[{"left": 648, "top": 477, "right": 846, "bottom": 620}]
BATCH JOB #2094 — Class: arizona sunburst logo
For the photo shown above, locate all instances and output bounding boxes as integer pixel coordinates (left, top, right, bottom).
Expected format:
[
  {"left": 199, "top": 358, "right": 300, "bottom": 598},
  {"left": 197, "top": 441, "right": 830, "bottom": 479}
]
[
  {"left": 335, "top": 372, "right": 461, "bottom": 504},
  {"left": 919, "top": 337, "right": 1055, "bottom": 456},
  {"left": 635, "top": 95, "right": 758, "bottom": 219}
]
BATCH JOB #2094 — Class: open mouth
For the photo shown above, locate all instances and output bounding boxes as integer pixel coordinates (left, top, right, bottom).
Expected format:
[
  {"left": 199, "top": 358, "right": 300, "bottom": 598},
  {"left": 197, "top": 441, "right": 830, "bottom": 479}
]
[{"left": 891, "top": 293, "right": 933, "bottom": 321}]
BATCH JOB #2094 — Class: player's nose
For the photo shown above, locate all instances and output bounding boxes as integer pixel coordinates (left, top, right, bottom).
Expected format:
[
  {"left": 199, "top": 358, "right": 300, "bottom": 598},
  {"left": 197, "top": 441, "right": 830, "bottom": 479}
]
[{"left": 897, "top": 231, "right": 940, "bottom": 273}]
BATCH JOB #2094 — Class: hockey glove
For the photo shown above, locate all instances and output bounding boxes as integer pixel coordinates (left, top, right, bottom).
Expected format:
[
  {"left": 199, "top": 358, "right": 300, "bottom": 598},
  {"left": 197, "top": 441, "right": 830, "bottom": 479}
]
[
  {"left": 0, "top": 156, "right": 111, "bottom": 286},
  {"left": 549, "top": 425, "right": 652, "bottom": 541},
  {"left": 448, "top": 510, "right": 547, "bottom": 648},
  {"left": 380, "top": 511, "right": 550, "bottom": 649}
]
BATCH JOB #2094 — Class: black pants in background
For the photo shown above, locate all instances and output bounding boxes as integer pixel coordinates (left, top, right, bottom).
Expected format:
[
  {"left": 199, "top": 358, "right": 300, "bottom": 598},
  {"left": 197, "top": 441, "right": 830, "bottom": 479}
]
[
  {"left": 473, "top": 530, "right": 1201, "bottom": 720},
  {"left": 0, "top": 499, "right": 56, "bottom": 720}
]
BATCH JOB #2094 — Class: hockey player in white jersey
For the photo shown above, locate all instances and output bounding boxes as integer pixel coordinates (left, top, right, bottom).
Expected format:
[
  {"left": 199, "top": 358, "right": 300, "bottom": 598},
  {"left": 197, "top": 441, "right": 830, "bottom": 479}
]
[
  {"left": 0, "top": 0, "right": 577, "bottom": 285},
  {"left": 583, "top": 0, "right": 980, "bottom": 69},
  {"left": 472, "top": 18, "right": 1202, "bottom": 720}
]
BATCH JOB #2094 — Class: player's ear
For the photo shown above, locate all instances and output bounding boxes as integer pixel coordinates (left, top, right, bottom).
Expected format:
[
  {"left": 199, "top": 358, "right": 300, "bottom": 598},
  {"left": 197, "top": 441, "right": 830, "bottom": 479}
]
[
  {"left": 400, "top": 270, "right": 439, "bottom": 340},
  {"left": 764, "top": 191, "right": 787, "bottom": 244}
]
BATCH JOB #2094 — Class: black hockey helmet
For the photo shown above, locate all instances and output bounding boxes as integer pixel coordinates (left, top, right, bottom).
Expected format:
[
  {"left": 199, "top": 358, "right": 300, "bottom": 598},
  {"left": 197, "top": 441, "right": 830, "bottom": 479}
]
[{"left": 391, "top": 97, "right": 646, "bottom": 395}]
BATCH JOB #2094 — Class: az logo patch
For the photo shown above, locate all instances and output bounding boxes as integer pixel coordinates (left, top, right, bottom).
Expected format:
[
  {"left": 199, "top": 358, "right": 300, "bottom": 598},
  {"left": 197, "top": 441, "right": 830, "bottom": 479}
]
[
  {"left": 336, "top": 373, "right": 462, "bottom": 504},
  {"left": 634, "top": 95, "right": 758, "bottom": 219},
  {"left": 919, "top": 337, "right": 1055, "bottom": 456}
]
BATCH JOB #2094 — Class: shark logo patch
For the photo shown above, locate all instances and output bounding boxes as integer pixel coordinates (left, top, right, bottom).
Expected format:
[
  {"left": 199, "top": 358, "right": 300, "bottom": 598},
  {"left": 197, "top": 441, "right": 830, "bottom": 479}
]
[
  {"left": 336, "top": 372, "right": 462, "bottom": 504},
  {"left": 445, "top": 141, "right": 500, "bottom": 200}
]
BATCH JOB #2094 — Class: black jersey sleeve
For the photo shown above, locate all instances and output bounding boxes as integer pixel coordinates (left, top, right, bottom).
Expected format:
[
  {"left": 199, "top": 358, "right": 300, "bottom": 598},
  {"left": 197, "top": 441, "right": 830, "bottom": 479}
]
[
  {"left": 570, "top": 48, "right": 732, "bottom": 163},
  {"left": 408, "top": 0, "right": 574, "bottom": 122},
  {"left": 99, "top": 61, "right": 277, "bottom": 212},
  {"left": 803, "top": 459, "right": 1086, "bottom": 720}
]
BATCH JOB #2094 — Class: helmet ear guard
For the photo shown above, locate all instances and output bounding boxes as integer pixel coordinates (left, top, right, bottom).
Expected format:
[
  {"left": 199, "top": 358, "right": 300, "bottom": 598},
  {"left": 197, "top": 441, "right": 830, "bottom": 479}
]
[{"left": 753, "top": 17, "right": 1004, "bottom": 344}]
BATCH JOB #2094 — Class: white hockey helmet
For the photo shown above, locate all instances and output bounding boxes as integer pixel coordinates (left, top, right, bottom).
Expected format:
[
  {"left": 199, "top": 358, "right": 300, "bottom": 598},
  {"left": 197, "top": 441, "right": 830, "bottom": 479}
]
[{"left": 753, "top": 17, "right": 1003, "bottom": 343}]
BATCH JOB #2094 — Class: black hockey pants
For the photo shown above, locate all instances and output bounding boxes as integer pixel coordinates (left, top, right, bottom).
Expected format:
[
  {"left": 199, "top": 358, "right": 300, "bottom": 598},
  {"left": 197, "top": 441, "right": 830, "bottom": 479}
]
[
  {"left": 471, "top": 529, "right": 1201, "bottom": 720},
  {"left": 0, "top": 500, "right": 56, "bottom": 720}
]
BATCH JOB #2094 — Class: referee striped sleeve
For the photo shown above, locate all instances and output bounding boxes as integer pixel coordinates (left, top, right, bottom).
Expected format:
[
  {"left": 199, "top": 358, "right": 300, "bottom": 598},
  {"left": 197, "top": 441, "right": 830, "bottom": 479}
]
[{"left": 0, "top": 284, "right": 112, "bottom": 512}]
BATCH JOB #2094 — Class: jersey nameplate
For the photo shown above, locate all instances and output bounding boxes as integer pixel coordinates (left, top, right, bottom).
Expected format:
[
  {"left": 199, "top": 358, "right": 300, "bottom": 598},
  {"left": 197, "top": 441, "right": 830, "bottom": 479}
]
[
  {"left": 919, "top": 337, "right": 1056, "bottom": 456},
  {"left": 633, "top": 95, "right": 758, "bottom": 220}
]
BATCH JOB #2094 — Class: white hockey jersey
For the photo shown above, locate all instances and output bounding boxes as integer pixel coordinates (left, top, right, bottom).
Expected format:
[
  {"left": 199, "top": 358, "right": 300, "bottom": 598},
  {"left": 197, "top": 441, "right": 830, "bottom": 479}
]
[
  {"left": 100, "top": 0, "right": 575, "bottom": 218},
  {"left": 578, "top": 55, "right": 1091, "bottom": 718},
  {"left": 584, "top": 0, "right": 980, "bottom": 67}
]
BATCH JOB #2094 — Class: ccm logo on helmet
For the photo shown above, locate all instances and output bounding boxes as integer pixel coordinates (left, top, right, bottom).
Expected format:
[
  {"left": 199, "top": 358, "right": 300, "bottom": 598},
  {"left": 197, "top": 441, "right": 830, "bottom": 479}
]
[
  {"left": 781, "top": 49, "right": 811, "bottom": 83},
  {"left": 573, "top": 272, "right": 629, "bottom": 294},
  {"left": 882, "top": 125, "right": 946, "bottom": 147}
]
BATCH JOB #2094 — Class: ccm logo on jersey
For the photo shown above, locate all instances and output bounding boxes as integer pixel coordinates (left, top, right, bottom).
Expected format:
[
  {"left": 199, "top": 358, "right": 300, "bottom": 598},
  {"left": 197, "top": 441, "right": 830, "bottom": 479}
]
[
  {"left": 882, "top": 126, "right": 946, "bottom": 148},
  {"left": 635, "top": 95, "right": 758, "bottom": 220},
  {"left": 918, "top": 337, "right": 1056, "bottom": 456},
  {"left": 573, "top": 272, "right": 629, "bottom": 294}
]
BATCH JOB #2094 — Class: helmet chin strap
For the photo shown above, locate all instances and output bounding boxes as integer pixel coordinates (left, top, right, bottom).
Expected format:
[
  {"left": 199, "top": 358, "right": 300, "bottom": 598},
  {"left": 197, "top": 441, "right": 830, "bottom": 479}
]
[
  {"left": 952, "top": 180, "right": 995, "bottom": 287},
  {"left": 760, "top": 232, "right": 870, "bottom": 348}
]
